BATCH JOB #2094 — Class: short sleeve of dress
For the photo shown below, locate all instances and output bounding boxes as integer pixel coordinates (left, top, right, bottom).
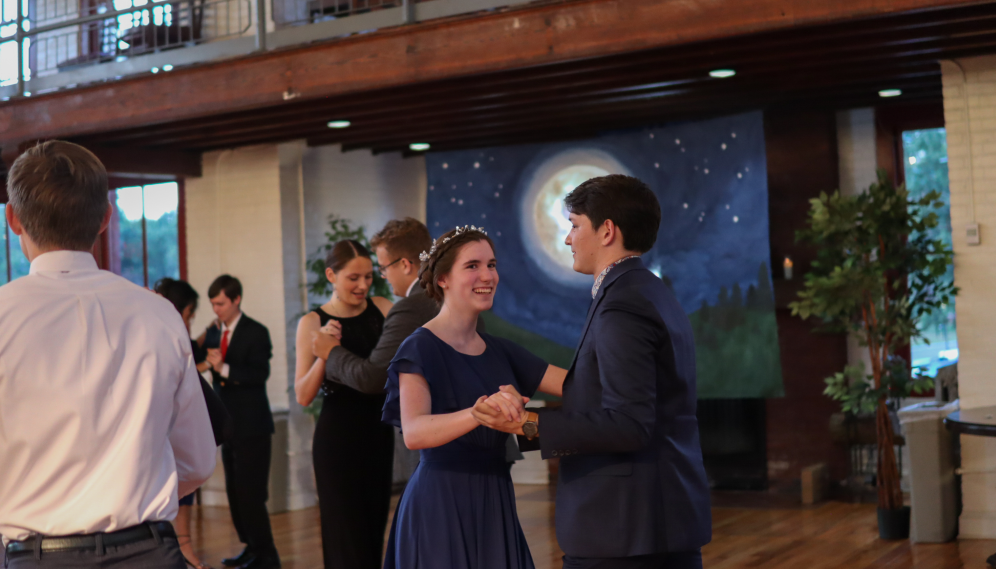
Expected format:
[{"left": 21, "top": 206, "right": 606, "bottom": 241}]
[
  {"left": 490, "top": 335, "right": 549, "bottom": 398},
  {"left": 382, "top": 330, "right": 430, "bottom": 428}
]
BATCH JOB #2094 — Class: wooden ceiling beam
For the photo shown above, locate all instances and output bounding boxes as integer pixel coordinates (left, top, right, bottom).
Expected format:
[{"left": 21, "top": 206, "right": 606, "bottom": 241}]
[
  {"left": 4, "top": 0, "right": 990, "bottom": 146},
  {"left": 345, "top": 81, "right": 944, "bottom": 154},
  {"left": 94, "top": 15, "right": 981, "bottom": 150},
  {"left": 85, "top": 7, "right": 996, "bottom": 148},
  {"left": 194, "top": 53, "right": 942, "bottom": 150},
  {"left": 137, "top": 41, "right": 949, "bottom": 151},
  {"left": 372, "top": 89, "right": 944, "bottom": 157},
  {"left": 300, "top": 68, "right": 942, "bottom": 149},
  {"left": 87, "top": 145, "right": 202, "bottom": 177}
]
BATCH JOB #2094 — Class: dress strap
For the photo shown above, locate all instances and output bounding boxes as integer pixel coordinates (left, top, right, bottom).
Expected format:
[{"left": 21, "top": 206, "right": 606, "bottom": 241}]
[{"left": 313, "top": 307, "right": 334, "bottom": 327}]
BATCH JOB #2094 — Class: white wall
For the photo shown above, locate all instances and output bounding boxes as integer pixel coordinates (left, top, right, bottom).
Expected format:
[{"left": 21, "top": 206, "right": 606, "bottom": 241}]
[
  {"left": 301, "top": 144, "right": 427, "bottom": 288},
  {"left": 186, "top": 145, "right": 291, "bottom": 409},
  {"left": 183, "top": 141, "right": 429, "bottom": 508},
  {"left": 298, "top": 143, "right": 426, "bottom": 485},
  {"left": 941, "top": 55, "right": 996, "bottom": 538},
  {"left": 185, "top": 144, "right": 293, "bottom": 507},
  {"left": 835, "top": 108, "right": 878, "bottom": 375}
]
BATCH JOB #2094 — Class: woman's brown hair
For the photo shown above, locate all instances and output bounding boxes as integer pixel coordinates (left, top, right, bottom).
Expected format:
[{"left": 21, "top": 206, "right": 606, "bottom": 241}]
[
  {"left": 418, "top": 227, "right": 495, "bottom": 303},
  {"left": 326, "top": 239, "right": 371, "bottom": 273}
]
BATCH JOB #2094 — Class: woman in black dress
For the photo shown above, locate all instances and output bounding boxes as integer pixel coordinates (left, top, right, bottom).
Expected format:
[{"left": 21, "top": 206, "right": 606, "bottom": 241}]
[
  {"left": 153, "top": 277, "right": 218, "bottom": 569},
  {"left": 294, "top": 240, "right": 394, "bottom": 569}
]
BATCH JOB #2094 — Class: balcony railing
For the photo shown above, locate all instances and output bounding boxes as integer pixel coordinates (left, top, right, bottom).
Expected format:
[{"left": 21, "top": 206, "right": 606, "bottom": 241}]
[{"left": 0, "top": 0, "right": 535, "bottom": 100}]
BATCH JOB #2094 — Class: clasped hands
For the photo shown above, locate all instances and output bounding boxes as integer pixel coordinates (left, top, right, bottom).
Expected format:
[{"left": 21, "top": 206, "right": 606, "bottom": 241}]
[
  {"left": 472, "top": 385, "right": 530, "bottom": 435},
  {"left": 309, "top": 320, "right": 530, "bottom": 434},
  {"left": 312, "top": 320, "right": 343, "bottom": 360}
]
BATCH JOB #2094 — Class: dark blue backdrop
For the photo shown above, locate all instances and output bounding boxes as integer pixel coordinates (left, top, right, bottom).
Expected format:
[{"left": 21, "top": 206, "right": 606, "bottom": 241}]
[{"left": 426, "top": 112, "right": 783, "bottom": 397}]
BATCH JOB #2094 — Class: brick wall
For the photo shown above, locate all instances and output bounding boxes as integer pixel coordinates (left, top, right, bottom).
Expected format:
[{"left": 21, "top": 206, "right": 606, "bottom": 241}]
[{"left": 941, "top": 55, "right": 996, "bottom": 538}]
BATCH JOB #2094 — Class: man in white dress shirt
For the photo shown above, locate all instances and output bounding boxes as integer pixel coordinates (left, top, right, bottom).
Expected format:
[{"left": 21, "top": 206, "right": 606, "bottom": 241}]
[{"left": 0, "top": 141, "right": 217, "bottom": 568}]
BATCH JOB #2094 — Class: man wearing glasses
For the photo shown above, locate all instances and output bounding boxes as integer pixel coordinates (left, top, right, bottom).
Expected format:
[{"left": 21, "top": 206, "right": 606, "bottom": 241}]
[
  {"left": 313, "top": 217, "right": 439, "bottom": 394},
  {"left": 314, "top": 216, "right": 485, "bottom": 390}
]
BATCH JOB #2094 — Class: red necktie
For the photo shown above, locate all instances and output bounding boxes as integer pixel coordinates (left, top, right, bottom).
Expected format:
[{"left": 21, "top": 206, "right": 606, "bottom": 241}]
[{"left": 220, "top": 329, "right": 230, "bottom": 360}]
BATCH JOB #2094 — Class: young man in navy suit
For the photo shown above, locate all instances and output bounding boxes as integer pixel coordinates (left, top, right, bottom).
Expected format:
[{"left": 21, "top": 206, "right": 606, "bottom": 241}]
[{"left": 474, "top": 175, "right": 712, "bottom": 569}]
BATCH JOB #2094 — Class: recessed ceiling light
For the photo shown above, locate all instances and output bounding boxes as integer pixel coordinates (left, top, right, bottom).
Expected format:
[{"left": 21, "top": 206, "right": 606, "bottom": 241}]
[
  {"left": 709, "top": 69, "right": 736, "bottom": 78},
  {"left": 327, "top": 120, "right": 351, "bottom": 129},
  {"left": 879, "top": 89, "right": 902, "bottom": 98},
  {"left": 409, "top": 143, "right": 430, "bottom": 152},
  {"left": 151, "top": 67, "right": 159, "bottom": 73},
  {"left": 162, "top": 64, "right": 174, "bottom": 71}
]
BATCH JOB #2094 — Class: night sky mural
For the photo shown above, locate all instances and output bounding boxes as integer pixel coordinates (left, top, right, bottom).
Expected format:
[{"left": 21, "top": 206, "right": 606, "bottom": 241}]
[{"left": 426, "top": 111, "right": 783, "bottom": 398}]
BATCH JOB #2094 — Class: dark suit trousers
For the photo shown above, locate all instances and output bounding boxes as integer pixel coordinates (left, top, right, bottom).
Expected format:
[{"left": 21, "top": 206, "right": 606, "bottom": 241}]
[
  {"left": 221, "top": 435, "right": 276, "bottom": 557},
  {"left": 563, "top": 551, "right": 702, "bottom": 569}
]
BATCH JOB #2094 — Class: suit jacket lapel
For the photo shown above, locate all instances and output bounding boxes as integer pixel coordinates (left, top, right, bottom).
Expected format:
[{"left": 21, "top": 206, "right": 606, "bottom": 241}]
[{"left": 566, "top": 257, "right": 646, "bottom": 372}]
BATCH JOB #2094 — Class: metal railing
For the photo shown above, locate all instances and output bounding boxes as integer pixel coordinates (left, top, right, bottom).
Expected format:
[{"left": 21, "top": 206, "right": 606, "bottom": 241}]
[
  {"left": 28, "top": 0, "right": 250, "bottom": 77},
  {"left": 272, "top": 0, "right": 400, "bottom": 30},
  {"left": 0, "top": 0, "right": 536, "bottom": 100}
]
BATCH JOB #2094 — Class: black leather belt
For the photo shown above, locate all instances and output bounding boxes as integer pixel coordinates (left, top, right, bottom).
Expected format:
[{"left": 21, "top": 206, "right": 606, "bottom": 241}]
[{"left": 5, "top": 522, "right": 175, "bottom": 556}]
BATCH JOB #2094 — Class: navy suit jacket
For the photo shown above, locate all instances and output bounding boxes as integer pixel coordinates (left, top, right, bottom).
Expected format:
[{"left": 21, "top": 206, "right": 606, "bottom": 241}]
[
  {"left": 538, "top": 257, "right": 712, "bottom": 558},
  {"left": 210, "top": 314, "right": 275, "bottom": 438}
]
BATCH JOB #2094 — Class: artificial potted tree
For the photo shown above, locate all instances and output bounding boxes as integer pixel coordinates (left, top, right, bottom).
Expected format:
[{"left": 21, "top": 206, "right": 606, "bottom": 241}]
[{"left": 789, "top": 169, "right": 956, "bottom": 539}]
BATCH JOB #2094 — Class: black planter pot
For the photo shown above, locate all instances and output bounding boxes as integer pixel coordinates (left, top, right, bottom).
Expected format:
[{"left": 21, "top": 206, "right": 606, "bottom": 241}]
[{"left": 877, "top": 506, "right": 911, "bottom": 540}]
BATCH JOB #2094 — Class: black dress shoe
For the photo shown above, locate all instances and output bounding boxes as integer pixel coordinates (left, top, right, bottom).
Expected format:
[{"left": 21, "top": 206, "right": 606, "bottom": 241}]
[
  {"left": 222, "top": 547, "right": 255, "bottom": 567},
  {"left": 238, "top": 554, "right": 280, "bottom": 569}
]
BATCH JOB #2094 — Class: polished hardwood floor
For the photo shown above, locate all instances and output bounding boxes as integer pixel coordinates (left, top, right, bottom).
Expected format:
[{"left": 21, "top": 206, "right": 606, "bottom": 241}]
[{"left": 186, "top": 486, "right": 996, "bottom": 569}]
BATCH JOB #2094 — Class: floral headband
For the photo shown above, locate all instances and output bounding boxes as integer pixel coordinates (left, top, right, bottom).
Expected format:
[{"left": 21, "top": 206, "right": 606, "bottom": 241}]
[{"left": 419, "top": 225, "right": 489, "bottom": 262}]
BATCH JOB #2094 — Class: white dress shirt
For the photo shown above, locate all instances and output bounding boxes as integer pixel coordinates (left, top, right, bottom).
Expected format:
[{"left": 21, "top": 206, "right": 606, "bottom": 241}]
[
  {"left": 0, "top": 251, "right": 216, "bottom": 542},
  {"left": 218, "top": 312, "right": 241, "bottom": 378},
  {"left": 404, "top": 278, "right": 419, "bottom": 298}
]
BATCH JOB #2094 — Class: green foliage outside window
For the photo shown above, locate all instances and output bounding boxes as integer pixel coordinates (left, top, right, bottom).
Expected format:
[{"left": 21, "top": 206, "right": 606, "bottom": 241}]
[{"left": 902, "top": 129, "right": 956, "bottom": 372}]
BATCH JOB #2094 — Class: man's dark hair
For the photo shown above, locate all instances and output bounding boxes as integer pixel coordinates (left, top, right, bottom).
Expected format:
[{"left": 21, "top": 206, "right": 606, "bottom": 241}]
[
  {"left": 154, "top": 278, "right": 199, "bottom": 314},
  {"left": 6, "top": 140, "right": 109, "bottom": 250},
  {"left": 564, "top": 174, "right": 661, "bottom": 253},
  {"left": 208, "top": 274, "right": 242, "bottom": 302}
]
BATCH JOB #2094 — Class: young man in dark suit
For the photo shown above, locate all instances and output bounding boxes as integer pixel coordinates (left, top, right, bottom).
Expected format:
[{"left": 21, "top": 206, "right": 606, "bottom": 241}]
[
  {"left": 205, "top": 275, "right": 280, "bottom": 569},
  {"left": 474, "top": 175, "right": 712, "bottom": 569}
]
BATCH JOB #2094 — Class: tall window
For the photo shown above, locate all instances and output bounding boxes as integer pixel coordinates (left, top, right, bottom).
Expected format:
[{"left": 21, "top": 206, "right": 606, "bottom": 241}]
[
  {"left": 107, "top": 182, "right": 180, "bottom": 287},
  {"left": 902, "top": 128, "right": 957, "bottom": 376},
  {"left": 0, "top": 182, "right": 180, "bottom": 286},
  {"left": 0, "top": 203, "right": 33, "bottom": 283},
  {"left": 0, "top": 0, "right": 28, "bottom": 87}
]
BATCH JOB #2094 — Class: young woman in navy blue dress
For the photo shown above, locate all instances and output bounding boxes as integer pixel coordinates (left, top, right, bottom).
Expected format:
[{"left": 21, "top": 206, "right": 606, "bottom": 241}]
[{"left": 382, "top": 226, "right": 568, "bottom": 569}]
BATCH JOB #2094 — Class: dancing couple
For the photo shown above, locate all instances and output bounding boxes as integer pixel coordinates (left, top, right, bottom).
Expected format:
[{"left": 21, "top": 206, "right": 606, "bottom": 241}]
[{"left": 378, "top": 174, "right": 712, "bottom": 569}]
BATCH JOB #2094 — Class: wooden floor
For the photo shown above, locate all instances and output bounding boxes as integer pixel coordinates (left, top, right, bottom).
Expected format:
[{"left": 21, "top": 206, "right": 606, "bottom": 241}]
[{"left": 187, "top": 486, "right": 996, "bottom": 569}]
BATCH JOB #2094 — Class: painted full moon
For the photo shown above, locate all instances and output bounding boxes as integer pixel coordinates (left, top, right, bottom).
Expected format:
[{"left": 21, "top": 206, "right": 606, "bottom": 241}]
[
  {"left": 532, "top": 164, "right": 611, "bottom": 271},
  {"left": 520, "top": 148, "right": 631, "bottom": 287}
]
